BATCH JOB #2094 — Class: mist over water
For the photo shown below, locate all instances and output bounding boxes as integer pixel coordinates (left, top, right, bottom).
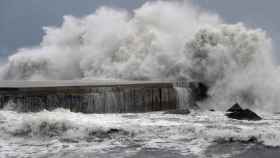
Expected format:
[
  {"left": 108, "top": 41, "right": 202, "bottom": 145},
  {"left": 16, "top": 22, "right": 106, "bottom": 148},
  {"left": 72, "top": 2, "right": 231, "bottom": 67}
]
[{"left": 0, "top": 1, "right": 279, "bottom": 111}]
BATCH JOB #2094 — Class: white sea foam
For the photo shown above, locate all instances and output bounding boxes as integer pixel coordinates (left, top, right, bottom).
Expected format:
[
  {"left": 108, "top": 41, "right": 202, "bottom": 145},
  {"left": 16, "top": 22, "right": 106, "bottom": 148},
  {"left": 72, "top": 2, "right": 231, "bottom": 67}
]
[{"left": 0, "top": 110, "right": 280, "bottom": 157}]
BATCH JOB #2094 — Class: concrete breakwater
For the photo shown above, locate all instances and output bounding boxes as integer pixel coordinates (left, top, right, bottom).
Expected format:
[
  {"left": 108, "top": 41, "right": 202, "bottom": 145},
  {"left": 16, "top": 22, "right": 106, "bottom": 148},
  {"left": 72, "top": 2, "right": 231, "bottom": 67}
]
[{"left": 0, "top": 80, "right": 180, "bottom": 113}]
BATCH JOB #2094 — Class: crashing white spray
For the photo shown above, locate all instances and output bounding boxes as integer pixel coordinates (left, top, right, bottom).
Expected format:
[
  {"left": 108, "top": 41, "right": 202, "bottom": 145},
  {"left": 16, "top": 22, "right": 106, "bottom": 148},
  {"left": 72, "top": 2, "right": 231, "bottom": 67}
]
[{"left": 0, "top": 1, "right": 279, "bottom": 111}]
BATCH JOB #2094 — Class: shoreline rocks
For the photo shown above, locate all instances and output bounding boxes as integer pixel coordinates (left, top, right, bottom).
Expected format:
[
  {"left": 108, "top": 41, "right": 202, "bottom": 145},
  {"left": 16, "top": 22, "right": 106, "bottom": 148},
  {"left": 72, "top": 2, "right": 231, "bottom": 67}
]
[{"left": 226, "top": 103, "right": 262, "bottom": 121}]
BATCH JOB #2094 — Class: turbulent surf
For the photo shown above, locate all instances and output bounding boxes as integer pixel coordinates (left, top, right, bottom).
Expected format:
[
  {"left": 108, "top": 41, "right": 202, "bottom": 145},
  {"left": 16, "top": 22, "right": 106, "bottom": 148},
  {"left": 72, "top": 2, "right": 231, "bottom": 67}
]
[
  {"left": 1, "top": 109, "right": 280, "bottom": 157},
  {"left": 1, "top": 1, "right": 280, "bottom": 158}
]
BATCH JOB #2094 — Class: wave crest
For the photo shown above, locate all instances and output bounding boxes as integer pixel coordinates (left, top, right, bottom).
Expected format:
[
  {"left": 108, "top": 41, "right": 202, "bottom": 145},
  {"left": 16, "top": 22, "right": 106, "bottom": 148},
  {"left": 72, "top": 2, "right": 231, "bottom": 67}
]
[{"left": 0, "top": 1, "right": 279, "bottom": 110}]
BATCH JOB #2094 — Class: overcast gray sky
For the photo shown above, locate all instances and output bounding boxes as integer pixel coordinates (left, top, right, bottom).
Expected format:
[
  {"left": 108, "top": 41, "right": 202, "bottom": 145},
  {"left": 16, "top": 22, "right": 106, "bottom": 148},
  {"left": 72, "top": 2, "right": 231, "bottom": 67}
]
[{"left": 1, "top": 0, "right": 280, "bottom": 59}]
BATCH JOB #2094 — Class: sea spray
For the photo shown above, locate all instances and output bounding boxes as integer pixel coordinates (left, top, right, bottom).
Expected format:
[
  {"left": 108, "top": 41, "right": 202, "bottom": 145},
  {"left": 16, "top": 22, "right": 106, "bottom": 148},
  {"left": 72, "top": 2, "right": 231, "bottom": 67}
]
[
  {"left": 1, "top": 110, "right": 280, "bottom": 157},
  {"left": 0, "top": 1, "right": 278, "bottom": 111},
  {"left": 0, "top": 1, "right": 221, "bottom": 81},
  {"left": 175, "top": 87, "right": 190, "bottom": 109},
  {"left": 0, "top": 84, "right": 177, "bottom": 113}
]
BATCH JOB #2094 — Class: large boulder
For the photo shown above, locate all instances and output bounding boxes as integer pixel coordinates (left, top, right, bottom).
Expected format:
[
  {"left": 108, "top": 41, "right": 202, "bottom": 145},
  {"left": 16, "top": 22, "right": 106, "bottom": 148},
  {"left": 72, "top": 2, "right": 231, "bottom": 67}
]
[
  {"left": 226, "top": 103, "right": 262, "bottom": 121},
  {"left": 226, "top": 103, "right": 243, "bottom": 113}
]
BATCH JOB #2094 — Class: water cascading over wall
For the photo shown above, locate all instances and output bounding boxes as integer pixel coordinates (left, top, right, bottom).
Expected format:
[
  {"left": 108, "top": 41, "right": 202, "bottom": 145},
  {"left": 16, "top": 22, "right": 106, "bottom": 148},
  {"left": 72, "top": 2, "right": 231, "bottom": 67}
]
[{"left": 0, "top": 81, "right": 180, "bottom": 113}]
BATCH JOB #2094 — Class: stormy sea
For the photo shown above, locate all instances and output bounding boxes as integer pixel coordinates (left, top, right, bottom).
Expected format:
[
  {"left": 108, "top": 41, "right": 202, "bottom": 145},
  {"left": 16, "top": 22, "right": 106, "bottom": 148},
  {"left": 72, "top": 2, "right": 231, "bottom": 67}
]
[
  {"left": 1, "top": 1, "right": 280, "bottom": 157},
  {"left": 2, "top": 108, "right": 280, "bottom": 158}
]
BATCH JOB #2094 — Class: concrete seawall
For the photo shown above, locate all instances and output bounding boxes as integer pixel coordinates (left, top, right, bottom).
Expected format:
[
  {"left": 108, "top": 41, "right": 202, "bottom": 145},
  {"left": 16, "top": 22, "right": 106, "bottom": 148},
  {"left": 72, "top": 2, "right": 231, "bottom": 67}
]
[{"left": 0, "top": 81, "right": 179, "bottom": 113}]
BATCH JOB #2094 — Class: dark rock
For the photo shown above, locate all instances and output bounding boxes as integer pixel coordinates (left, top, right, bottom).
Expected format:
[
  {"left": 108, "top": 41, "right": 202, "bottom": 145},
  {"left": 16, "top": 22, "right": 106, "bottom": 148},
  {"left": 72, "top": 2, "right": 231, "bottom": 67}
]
[
  {"left": 226, "top": 109, "right": 262, "bottom": 121},
  {"left": 226, "top": 103, "right": 262, "bottom": 121},
  {"left": 226, "top": 103, "right": 243, "bottom": 113},
  {"left": 164, "top": 109, "right": 190, "bottom": 115},
  {"left": 209, "top": 109, "right": 215, "bottom": 112}
]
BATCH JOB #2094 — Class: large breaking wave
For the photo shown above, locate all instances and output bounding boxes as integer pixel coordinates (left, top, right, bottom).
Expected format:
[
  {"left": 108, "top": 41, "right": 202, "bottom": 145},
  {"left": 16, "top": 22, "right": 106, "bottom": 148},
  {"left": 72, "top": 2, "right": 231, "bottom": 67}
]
[{"left": 0, "top": 1, "right": 279, "bottom": 111}]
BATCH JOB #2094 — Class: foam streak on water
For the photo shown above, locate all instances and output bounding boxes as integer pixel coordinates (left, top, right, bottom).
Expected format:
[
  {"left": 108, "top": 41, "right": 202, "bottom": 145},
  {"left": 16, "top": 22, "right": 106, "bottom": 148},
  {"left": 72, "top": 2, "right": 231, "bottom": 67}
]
[{"left": 0, "top": 109, "right": 280, "bottom": 158}]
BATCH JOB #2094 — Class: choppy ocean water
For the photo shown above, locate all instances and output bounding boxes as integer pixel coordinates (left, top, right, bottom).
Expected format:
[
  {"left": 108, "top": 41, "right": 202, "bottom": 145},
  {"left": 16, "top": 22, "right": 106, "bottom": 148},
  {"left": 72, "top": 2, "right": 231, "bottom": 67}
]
[{"left": 0, "top": 109, "right": 280, "bottom": 158}]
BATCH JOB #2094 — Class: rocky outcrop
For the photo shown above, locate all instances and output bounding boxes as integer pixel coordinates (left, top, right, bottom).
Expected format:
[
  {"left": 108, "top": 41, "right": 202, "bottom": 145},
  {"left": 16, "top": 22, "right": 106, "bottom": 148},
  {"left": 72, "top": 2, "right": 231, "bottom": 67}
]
[
  {"left": 226, "top": 103, "right": 262, "bottom": 121},
  {"left": 226, "top": 103, "right": 243, "bottom": 113}
]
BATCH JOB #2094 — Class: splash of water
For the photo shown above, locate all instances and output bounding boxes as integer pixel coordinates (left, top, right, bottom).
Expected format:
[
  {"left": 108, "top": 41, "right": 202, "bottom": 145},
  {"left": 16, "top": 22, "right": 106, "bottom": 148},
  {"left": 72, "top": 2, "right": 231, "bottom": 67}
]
[
  {"left": 1, "top": 109, "right": 280, "bottom": 157},
  {"left": 175, "top": 87, "right": 190, "bottom": 109},
  {"left": 0, "top": 1, "right": 279, "bottom": 111}
]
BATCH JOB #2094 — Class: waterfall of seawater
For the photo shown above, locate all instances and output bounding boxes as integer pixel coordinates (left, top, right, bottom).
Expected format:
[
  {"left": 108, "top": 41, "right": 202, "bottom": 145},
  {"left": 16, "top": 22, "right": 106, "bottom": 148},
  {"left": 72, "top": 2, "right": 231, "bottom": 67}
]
[
  {"left": 175, "top": 87, "right": 190, "bottom": 109},
  {"left": 2, "top": 91, "right": 120, "bottom": 113},
  {"left": 0, "top": 86, "right": 177, "bottom": 113},
  {"left": 104, "top": 92, "right": 119, "bottom": 113}
]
